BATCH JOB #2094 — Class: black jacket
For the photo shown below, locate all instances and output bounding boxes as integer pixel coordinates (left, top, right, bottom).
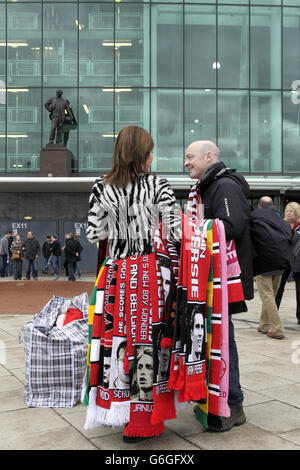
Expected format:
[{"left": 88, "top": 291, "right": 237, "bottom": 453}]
[
  {"left": 50, "top": 240, "right": 62, "bottom": 257},
  {"left": 198, "top": 161, "right": 254, "bottom": 304},
  {"left": 73, "top": 239, "right": 83, "bottom": 261},
  {"left": 42, "top": 241, "right": 51, "bottom": 259},
  {"left": 64, "top": 238, "right": 78, "bottom": 264},
  {"left": 23, "top": 238, "right": 40, "bottom": 260}
]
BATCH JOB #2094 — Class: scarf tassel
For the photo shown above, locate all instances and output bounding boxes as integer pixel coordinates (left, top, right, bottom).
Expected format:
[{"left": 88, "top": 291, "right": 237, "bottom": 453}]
[
  {"left": 106, "top": 401, "right": 130, "bottom": 427},
  {"left": 84, "top": 387, "right": 110, "bottom": 429},
  {"left": 182, "top": 382, "right": 207, "bottom": 403},
  {"left": 160, "top": 337, "right": 173, "bottom": 350},
  {"left": 124, "top": 422, "right": 166, "bottom": 438}
]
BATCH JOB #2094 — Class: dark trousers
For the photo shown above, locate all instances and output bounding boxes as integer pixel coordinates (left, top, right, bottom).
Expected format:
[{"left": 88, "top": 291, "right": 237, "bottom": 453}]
[
  {"left": 25, "top": 259, "right": 38, "bottom": 279},
  {"left": 228, "top": 315, "right": 244, "bottom": 408},
  {"left": 12, "top": 259, "right": 22, "bottom": 280},
  {"left": 276, "top": 269, "right": 300, "bottom": 322},
  {"left": 67, "top": 262, "right": 76, "bottom": 281},
  {"left": 0, "top": 254, "right": 7, "bottom": 277},
  {"left": 49, "top": 116, "right": 64, "bottom": 144}
]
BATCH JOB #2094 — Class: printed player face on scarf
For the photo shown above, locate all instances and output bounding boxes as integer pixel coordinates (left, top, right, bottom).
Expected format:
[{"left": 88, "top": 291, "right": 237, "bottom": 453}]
[
  {"left": 189, "top": 310, "right": 205, "bottom": 361},
  {"left": 136, "top": 348, "right": 153, "bottom": 400},
  {"left": 116, "top": 342, "right": 129, "bottom": 386},
  {"left": 103, "top": 354, "right": 111, "bottom": 389}
]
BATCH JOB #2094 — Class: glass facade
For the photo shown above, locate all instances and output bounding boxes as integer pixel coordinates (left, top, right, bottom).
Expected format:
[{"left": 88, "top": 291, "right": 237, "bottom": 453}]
[{"left": 0, "top": 0, "right": 300, "bottom": 175}]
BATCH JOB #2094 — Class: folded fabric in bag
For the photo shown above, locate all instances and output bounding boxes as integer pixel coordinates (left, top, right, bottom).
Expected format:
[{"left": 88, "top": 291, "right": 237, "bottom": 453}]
[{"left": 63, "top": 308, "right": 83, "bottom": 326}]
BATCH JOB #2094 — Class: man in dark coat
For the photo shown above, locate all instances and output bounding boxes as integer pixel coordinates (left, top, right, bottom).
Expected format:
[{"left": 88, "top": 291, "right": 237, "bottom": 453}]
[
  {"left": 64, "top": 232, "right": 78, "bottom": 281},
  {"left": 23, "top": 231, "right": 40, "bottom": 280},
  {"left": 185, "top": 140, "right": 254, "bottom": 432}
]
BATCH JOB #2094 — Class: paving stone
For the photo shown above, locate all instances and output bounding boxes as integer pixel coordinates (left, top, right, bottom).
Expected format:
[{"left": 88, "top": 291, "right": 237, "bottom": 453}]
[
  {"left": 260, "top": 383, "right": 300, "bottom": 408},
  {"left": 241, "top": 370, "right": 294, "bottom": 392},
  {"left": 186, "top": 422, "right": 300, "bottom": 450},
  {"left": 245, "top": 401, "right": 300, "bottom": 434},
  {"left": 91, "top": 429, "right": 200, "bottom": 451},
  {"left": 0, "top": 375, "right": 24, "bottom": 393}
]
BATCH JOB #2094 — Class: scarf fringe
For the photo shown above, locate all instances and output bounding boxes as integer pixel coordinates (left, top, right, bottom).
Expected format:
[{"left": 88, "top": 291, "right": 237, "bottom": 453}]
[
  {"left": 84, "top": 387, "right": 105, "bottom": 429},
  {"left": 106, "top": 401, "right": 130, "bottom": 427},
  {"left": 124, "top": 421, "right": 166, "bottom": 438}
]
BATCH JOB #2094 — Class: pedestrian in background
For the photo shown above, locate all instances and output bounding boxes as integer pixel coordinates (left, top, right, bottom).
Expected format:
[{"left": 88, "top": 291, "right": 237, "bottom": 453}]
[
  {"left": 10, "top": 234, "right": 24, "bottom": 281},
  {"left": 0, "top": 231, "right": 10, "bottom": 278},
  {"left": 7, "top": 230, "right": 14, "bottom": 277},
  {"left": 276, "top": 201, "right": 300, "bottom": 325},
  {"left": 73, "top": 234, "right": 82, "bottom": 279},
  {"left": 64, "top": 232, "right": 78, "bottom": 281},
  {"left": 255, "top": 197, "right": 285, "bottom": 339},
  {"left": 42, "top": 235, "right": 52, "bottom": 274},
  {"left": 23, "top": 231, "right": 40, "bottom": 280},
  {"left": 50, "top": 234, "right": 62, "bottom": 280}
]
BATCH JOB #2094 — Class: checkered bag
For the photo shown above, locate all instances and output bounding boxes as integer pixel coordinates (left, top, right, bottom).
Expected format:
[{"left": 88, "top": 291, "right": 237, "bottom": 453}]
[{"left": 19, "top": 292, "right": 89, "bottom": 408}]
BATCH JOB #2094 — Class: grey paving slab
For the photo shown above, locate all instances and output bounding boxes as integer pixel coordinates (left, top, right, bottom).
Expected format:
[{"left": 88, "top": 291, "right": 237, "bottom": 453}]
[
  {"left": 186, "top": 422, "right": 300, "bottom": 450},
  {"left": 0, "top": 375, "right": 24, "bottom": 393},
  {"left": 245, "top": 401, "right": 300, "bottom": 434},
  {"left": 278, "top": 429, "right": 300, "bottom": 447},
  {"left": 0, "top": 389, "right": 27, "bottom": 412},
  {"left": 241, "top": 370, "right": 294, "bottom": 392},
  {"left": 91, "top": 429, "right": 200, "bottom": 451},
  {"left": 165, "top": 405, "right": 206, "bottom": 437},
  {"left": 61, "top": 408, "right": 125, "bottom": 439},
  {"left": 242, "top": 389, "right": 274, "bottom": 407},
  {"left": 4, "top": 347, "right": 25, "bottom": 370},
  {"left": 260, "top": 383, "right": 300, "bottom": 408}
]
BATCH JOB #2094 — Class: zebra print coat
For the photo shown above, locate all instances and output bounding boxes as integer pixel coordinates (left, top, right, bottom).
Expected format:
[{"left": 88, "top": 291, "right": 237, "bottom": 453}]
[{"left": 86, "top": 174, "right": 182, "bottom": 260}]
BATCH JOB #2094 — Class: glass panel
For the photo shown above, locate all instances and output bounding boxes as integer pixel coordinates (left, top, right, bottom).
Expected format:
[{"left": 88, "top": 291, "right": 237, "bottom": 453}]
[
  {"left": 184, "top": 6, "right": 216, "bottom": 88},
  {"left": 184, "top": 89, "right": 216, "bottom": 152},
  {"left": 218, "top": 0, "right": 248, "bottom": 4},
  {"left": 43, "top": 87, "right": 77, "bottom": 159},
  {"left": 283, "top": 8, "right": 300, "bottom": 91},
  {"left": 115, "top": 88, "right": 150, "bottom": 133},
  {"left": 79, "top": 3, "right": 113, "bottom": 87},
  {"left": 250, "top": 7, "right": 281, "bottom": 89},
  {"left": 115, "top": 4, "right": 150, "bottom": 87},
  {"left": 283, "top": 0, "right": 300, "bottom": 5},
  {"left": 151, "top": 89, "right": 183, "bottom": 173},
  {"left": 151, "top": 5, "right": 183, "bottom": 87},
  {"left": 79, "top": 88, "right": 113, "bottom": 173},
  {"left": 283, "top": 91, "right": 300, "bottom": 173},
  {"left": 218, "top": 90, "right": 249, "bottom": 173},
  {"left": 43, "top": 3, "right": 77, "bottom": 87},
  {"left": 218, "top": 6, "right": 249, "bottom": 89},
  {"left": 251, "top": 91, "right": 281, "bottom": 173},
  {"left": 0, "top": 3, "right": 5, "bottom": 86},
  {"left": 251, "top": 0, "right": 281, "bottom": 5},
  {"left": 7, "top": 3, "right": 41, "bottom": 87},
  {"left": 7, "top": 88, "right": 41, "bottom": 172}
]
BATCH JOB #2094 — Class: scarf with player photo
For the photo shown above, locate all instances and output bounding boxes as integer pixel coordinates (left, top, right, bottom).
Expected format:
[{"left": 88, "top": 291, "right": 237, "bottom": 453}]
[
  {"left": 167, "top": 215, "right": 211, "bottom": 402},
  {"left": 123, "top": 253, "right": 166, "bottom": 438},
  {"left": 187, "top": 183, "right": 247, "bottom": 314}
]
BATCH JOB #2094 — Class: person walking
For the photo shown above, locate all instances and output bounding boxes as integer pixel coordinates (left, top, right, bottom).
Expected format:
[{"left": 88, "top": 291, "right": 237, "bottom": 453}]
[
  {"left": 275, "top": 201, "right": 300, "bottom": 325},
  {"left": 84, "top": 126, "right": 181, "bottom": 443},
  {"left": 64, "top": 232, "right": 78, "bottom": 281},
  {"left": 42, "top": 236, "right": 52, "bottom": 274},
  {"left": 184, "top": 140, "right": 254, "bottom": 432},
  {"left": 50, "top": 234, "right": 62, "bottom": 280},
  {"left": 255, "top": 197, "right": 285, "bottom": 339},
  {"left": 0, "top": 231, "right": 11, "bottom": 278},
  {"left": 23, "top": 231, "right": 40, "bottom": 280},
  {"left": 73, "top": 235, "right": 82, "bottom": 278},
  {"left": 10, "top": 234, "right": 24, "bottom": 281}
]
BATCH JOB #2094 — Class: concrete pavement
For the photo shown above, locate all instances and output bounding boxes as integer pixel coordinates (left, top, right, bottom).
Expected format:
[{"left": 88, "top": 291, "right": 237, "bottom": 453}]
[{"left": 0, "top": 279, "right": 300, "bottom": 450}]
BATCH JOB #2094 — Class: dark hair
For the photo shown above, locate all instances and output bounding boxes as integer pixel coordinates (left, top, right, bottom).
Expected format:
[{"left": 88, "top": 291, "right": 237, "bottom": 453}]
[
  {"left": 104, "top": 126, "right": 154, "bottom": 188},
  {"left": 116, "top": 341, "right": 127, "bottom": 360}
]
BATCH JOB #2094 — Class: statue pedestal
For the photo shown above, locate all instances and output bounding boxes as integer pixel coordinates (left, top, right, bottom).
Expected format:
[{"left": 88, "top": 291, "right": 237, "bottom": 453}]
[{"left": 40, "top": 144, "right": 74, "bottom": 176}]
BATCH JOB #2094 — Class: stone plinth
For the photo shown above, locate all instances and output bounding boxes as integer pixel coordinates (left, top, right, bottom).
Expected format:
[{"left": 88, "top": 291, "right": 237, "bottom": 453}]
[{"left": 40, "top": 144, "right": 73, "bottom": 177}]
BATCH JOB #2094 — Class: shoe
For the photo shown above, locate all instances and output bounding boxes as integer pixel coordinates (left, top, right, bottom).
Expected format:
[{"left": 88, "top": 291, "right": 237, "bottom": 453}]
[
  {"left": 33, "top": 278, "right": 38, "bottom": 281},
  {"left": 257, "top": 328, "right": 268, "bottom": 334},
  {"left": 194, "top": 406, "right": 246, "bottom": 433},
  {"left": 267, "top": 332, "right": 284, "bottom": 339},
  {"left": 123, "top": 435, "right": 149, "bottom": 443},
  {"left": 54, "top": 275, "right": 60, "bottom": 280}
]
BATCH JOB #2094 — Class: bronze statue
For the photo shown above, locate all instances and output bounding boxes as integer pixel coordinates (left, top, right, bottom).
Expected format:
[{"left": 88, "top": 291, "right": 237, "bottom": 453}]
[{"left": 44, "top": 89, "right": 76, "bottom": 146}]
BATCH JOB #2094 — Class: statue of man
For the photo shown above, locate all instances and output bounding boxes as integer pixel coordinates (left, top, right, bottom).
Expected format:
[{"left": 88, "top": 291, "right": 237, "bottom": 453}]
[{"left": 44, "top": 89, "right": 72, "bottom": 145}]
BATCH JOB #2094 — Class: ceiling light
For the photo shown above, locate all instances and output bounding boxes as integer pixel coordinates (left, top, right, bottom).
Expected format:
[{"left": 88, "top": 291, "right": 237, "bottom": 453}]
[
  {"left": 212, "top": 62, "right": 221, "bottom": 69},
  {"left": 83, "top": 104, "right": 89, "bottom": 114}
]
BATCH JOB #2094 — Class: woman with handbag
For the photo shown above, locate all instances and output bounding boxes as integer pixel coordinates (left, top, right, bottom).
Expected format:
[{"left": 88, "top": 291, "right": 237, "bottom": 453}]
[{"left": 10, "top": 234, "right": 24, "bottom": 280}]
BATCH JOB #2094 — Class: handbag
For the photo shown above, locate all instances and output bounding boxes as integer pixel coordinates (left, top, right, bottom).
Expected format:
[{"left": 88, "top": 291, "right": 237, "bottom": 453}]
[{"left": 12, "top": 253, "right": 20, "bottom": 260}]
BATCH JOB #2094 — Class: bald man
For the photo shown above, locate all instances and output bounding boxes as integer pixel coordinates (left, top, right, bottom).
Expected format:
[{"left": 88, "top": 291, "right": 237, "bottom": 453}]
[{"left": 186, "top": 140, "right": 253, "bottom": 432}]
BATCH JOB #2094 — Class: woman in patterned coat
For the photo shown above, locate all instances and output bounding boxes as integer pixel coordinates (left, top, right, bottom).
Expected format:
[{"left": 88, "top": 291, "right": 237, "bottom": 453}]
[{"left": 84, "top": 126, "right": 181, "bottom": 443}]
